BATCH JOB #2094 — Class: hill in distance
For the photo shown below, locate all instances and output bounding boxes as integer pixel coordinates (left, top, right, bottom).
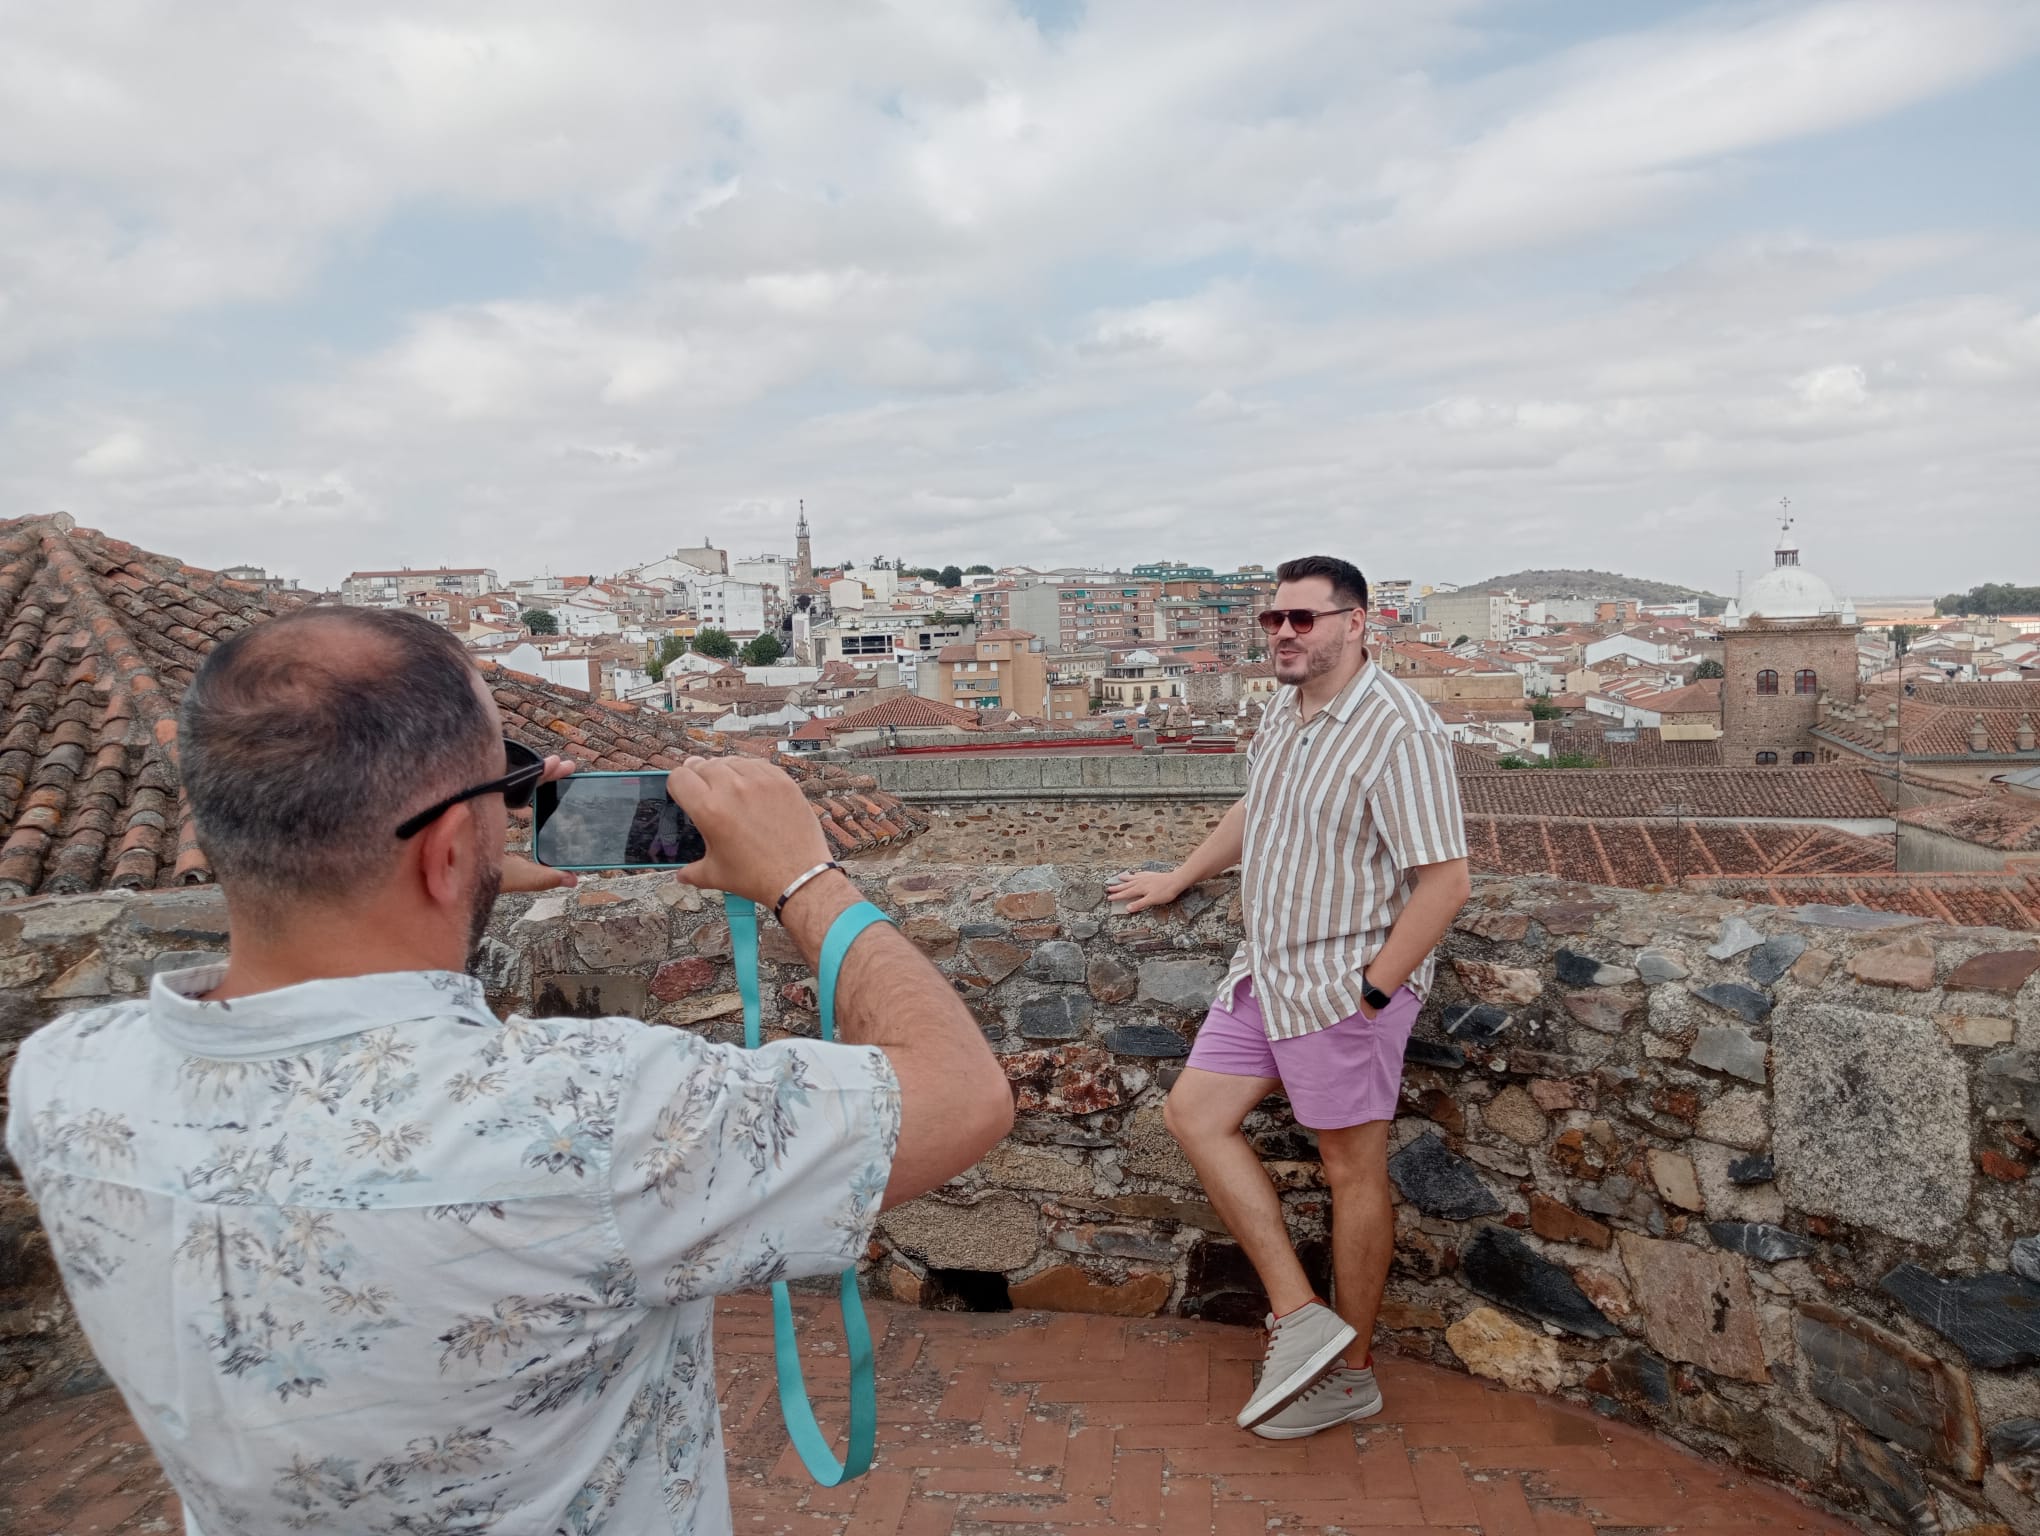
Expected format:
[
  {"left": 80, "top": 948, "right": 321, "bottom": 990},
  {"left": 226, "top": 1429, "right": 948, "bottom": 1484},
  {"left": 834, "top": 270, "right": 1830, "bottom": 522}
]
[{"left": 1458, "top": 567, "right": 1729, "bottom": 616}]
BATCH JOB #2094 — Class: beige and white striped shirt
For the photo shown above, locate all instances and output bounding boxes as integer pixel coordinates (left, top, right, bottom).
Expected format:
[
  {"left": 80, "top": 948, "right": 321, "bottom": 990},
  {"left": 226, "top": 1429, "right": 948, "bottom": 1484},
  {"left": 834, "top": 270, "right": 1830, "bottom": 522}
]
[{"left": 1217, "top": 659, "right": 1467, "bottom": 1041}]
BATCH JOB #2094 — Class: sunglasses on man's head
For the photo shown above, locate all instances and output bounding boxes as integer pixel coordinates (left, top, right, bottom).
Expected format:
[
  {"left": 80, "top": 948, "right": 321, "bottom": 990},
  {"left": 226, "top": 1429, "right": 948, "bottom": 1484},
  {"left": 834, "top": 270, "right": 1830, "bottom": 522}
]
[
  {"left": 1256, "top": 606, "right": 1359, "bottom": 636},
  {"left": 395, "top": 739, "right": 545, "bottom": 840}
]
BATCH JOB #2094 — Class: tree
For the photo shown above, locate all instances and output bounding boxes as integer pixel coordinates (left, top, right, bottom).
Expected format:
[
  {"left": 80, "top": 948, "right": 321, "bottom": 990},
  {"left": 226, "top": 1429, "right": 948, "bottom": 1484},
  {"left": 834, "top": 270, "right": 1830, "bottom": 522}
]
[
  {"left": 521, "top": 608, "right": 558, "bottom": 635},
  {"left": 644, "top": 633, "right": 687, "bottom": 682},
  {"left": 1452, "top": 635, "right": 1470, "bottom": 648},
  {"left": 1693, "top": 658, "right": 1725, "bottom": 679},
  {"left": 1890, "top": 623, "right": 1926, "bottom": 658},
  {"left": 965, "top": 564, "right": 994, "bottom": 576},
  {"left": 938, "top": 564, "right": 963, "bottom": 590},
  {"left": 740, "top": 633, "right": 784, "bottom": 667},
  {"left": 1936, "top": 583, "right": 2040, "bottom": 617},
  {"left": 693, "top": 627, "right": 737, "bottom": 660},
  {"left": 1528, "top": 697, "right": 1564, "bottom": 720},
  {"left": 911, "top": 567, "right": 943, "bottom": 583}
]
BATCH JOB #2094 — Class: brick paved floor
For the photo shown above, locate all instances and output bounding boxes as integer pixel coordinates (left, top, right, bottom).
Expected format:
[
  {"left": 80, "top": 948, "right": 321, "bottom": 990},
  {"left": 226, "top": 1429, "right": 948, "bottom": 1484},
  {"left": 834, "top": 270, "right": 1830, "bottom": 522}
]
[{"left": 1, "top": 1297, "right": 1852, "bottom": 1535}]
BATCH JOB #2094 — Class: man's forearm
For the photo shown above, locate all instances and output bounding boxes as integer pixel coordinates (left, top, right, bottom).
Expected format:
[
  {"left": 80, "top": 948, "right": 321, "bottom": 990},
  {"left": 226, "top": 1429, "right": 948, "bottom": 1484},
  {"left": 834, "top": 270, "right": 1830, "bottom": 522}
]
[
  {"left": 1173, "top": 799, "right": 1247, "bottom": 889},
  {"left": 776, "top": 871, "right": 979, "bottom": 1053},
  {"left": 1366, "top": 858, "right": 1472, "bottom": 994}
]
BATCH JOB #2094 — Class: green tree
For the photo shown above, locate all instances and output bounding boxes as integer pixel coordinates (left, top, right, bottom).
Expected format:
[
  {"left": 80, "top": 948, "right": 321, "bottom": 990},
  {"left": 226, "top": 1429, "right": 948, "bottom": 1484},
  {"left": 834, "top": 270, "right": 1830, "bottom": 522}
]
[
  {"left": 965, "top": 564, "right": 994, "bottom": 576},
  {"left": 1936, "top": 583, "right": 2040, "bottom": 617},
  {"left": 1529, "top": 697, "right": 1564, "bottom": 720},
  {"left": 1693, "top": 658, "right": 1725, "bottom": 679},
  {"left": 740, "top": 633, "right": 785, "bottom": 667},
  {"left": 1890, "top": 623, "right": 1926, "bottom": 657},
  {"left": 693, "top": 626, "right": 737, "bottom": 660},
  {"left": 911, "top": 567, "right": 943, "bottom": 583},
  {"left": 521, "top": 608, "right": 558, "bottom": 635},
  {"left": 644, "top": 633, "right": 687, "bottom": 682},
  {"left": 938, "top": 564, "right": 964, "bottom": 590}
]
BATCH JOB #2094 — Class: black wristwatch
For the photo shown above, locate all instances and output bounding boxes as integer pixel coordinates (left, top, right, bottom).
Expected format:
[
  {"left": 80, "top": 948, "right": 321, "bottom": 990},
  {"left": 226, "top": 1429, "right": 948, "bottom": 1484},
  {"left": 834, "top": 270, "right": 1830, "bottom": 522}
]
[{"left": 1360, "top": 970, "right": 1393, "bottom": 1013}]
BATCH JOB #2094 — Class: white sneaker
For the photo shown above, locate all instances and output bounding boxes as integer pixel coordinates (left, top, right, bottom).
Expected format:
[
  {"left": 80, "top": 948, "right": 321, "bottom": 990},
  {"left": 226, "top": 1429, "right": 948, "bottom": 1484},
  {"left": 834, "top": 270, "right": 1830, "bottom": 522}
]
[
  {"left": 1248, "top": 1365, "right": 1383, "bottom": 1440},
  {"left": 1236, "top": 1302, "right": 1358, "bottom": 1428}
]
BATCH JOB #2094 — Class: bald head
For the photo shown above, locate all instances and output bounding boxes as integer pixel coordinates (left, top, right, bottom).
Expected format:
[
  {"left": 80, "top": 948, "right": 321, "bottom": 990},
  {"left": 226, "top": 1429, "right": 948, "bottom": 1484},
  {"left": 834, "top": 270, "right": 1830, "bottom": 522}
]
[{"left": 179, "top": 607, "right": 500, "bottom": 905}]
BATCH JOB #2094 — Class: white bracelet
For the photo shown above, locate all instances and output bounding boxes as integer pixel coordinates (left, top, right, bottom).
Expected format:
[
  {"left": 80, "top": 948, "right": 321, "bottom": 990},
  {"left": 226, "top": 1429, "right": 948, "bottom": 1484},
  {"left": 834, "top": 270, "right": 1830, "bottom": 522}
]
[{"left": 773, "top": 861, "right": 844, "bottom": 925}]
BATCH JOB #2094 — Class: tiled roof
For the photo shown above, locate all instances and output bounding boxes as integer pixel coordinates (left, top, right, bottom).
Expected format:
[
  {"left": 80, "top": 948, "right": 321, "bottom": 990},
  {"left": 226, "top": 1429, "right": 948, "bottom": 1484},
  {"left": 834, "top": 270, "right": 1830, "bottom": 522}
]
[
  {"left": 1818, "top": 682, "right": 2040, "bottom": 758},
  {"left": 486, "top": 667, "right": 922, "bottom": 854},
  {"left": 1458, "top": 766, "right": 1888, "bottom": 820},
  {"left": 1899, "top": 795, "right": 2040, "bottom": 853},
  {"left": 832, "top": 694, "right": 982, "bottom": 731},
  {"left": 1636, "top": 680, "right": 1722, "bottom": 714},
  {"left": 0, "top": 514, "right": 301, "bottom": 897},
  {"left": 1693, "top": 868, "right": 2040, "bottom": 932},
  {"left": 1541, "top": 724, "right": 1725, "bottom": 769},
  {"left": 787, "top": 718, "right": 835, "bottom": 742},
  {"left": 1465, "top": 815, "right": 1893, "bottom": 887},
  {"left": 1452, "top": 741, "right": 1502, "bottom": 771}
]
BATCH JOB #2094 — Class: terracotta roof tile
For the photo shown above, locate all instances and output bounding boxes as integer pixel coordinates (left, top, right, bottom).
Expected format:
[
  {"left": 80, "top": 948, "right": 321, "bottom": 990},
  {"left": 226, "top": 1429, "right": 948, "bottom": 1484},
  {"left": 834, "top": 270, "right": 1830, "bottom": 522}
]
[
  {"left": 1459, "top": 766, "right": 1888, "bottom": 820},
  {"left": 831, "top": 694, "right": 982, "bottom": 731},
  {"left": 1694, "top": 868, "right": 2040, "bottom": 931},
  {"left": 1465, "top": 815, "right": 1893, "bottom": 887},
  {"left": 0, "top": 514, "right": 300, "bottom": 898},
  {"left": 1898, "top": 794, "right": 2040, "bottom": 853},
  {"left": 1541, "top": 724, "right": 1725, "bottom": 769}
]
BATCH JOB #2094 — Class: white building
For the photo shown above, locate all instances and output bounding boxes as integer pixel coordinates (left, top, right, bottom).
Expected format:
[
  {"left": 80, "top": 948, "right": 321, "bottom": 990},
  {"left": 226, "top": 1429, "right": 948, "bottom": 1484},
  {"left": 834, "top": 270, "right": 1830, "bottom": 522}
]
[
  {"left": 635, "top": 540, "right": 727, "bottom": 584},
  {"left": 344, "top": 567, "right": 500, "bottom": 607},
  {"left": 689, "top": 575, "right": 770, "bottom": 635}
]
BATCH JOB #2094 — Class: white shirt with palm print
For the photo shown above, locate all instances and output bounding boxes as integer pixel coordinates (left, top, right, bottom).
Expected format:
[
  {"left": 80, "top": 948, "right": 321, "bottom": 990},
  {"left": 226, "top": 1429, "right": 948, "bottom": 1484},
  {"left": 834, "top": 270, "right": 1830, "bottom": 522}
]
[{"left": 5, "top": 964, "right": 900, "bottom": 1536}]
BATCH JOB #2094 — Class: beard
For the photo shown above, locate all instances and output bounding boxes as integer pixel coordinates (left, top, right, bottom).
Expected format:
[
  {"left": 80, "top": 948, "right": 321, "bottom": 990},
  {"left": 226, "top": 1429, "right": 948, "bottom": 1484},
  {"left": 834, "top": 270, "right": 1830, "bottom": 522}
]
[
  {"left": 464, "top": 860, "right": 504, "bottom": 969},
  {"left": 1275, "top": 632, "right": 1345, "bottom": 685}
]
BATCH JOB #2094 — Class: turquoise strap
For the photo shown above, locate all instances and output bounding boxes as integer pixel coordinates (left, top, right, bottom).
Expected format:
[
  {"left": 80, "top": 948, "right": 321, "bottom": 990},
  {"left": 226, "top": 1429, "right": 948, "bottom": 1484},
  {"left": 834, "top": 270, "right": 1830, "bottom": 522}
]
[{"left": 724, "top": 890, "right": 892, "bottom": 1486}]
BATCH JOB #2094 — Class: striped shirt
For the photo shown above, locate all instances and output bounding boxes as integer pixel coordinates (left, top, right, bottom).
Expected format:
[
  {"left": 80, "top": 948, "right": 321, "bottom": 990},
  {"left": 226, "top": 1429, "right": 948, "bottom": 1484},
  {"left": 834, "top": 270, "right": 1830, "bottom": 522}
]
[{"left": 1217, "top": 658, "right": 1468, "bottom": 1041}]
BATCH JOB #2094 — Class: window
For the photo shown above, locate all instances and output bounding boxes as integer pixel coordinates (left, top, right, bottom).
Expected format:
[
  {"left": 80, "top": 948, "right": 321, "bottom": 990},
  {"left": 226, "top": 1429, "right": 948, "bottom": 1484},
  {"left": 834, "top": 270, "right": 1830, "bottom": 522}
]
[
  {"left": 1792, "top": 751, "right": 1815, "bottom": 764},
  {"left": 1755, "top": 669, "right": 1779, "bottom": 695},
  {"left": 1756, "top": 751, "right": 1778, "bottom": 766},
  {"left": 1795, "top": 669, "right": 1818, "bottom": 695}
]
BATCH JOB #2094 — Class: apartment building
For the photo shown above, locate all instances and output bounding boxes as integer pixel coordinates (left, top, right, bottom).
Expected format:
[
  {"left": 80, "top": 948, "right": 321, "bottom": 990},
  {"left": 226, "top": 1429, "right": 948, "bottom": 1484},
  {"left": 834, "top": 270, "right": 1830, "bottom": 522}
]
[
  {"left": 925, "top": 629, "right": 1049, "bottom": 716},
  {"left": 343, "top": 567, "right": 500, "bottom": 607},
  {"left": 1058, "top": 580, "right": 1161, "bottom": 651}
]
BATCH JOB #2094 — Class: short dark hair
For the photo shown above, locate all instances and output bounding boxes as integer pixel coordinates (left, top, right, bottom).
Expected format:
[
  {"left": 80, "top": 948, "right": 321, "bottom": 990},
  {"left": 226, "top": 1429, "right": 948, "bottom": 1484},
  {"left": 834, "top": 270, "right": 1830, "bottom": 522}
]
[
  {"left": 1275, "top": 556, "right": 1368, "bottom": 612},
  {"left": 179, "top": 607, "right": 498, "bottom": 902}
]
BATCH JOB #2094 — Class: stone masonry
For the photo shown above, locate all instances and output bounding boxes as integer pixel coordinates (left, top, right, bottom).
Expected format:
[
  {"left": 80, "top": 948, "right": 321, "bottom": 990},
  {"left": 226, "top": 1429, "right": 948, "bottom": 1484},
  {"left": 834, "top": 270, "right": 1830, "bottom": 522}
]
[{"left": 2, "top": 871, "right": 2038, "bottom": 1533}]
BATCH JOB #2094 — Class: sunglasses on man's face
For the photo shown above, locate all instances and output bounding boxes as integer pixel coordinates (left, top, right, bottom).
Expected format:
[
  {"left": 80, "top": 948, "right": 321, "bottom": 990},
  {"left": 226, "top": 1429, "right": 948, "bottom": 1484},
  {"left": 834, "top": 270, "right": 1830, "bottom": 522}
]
[
  {"left": 395, "top": 739, "right": 545, "bottom": 840},
  {"left": 1256, "top": 606, "right": 1359, "bottom": 636}
]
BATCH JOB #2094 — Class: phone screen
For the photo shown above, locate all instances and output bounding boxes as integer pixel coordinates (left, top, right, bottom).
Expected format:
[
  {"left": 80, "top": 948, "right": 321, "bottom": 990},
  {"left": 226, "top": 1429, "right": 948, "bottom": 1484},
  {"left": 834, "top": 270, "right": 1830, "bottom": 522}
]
[{"left": 533, "top": 774, "right": 708, "bottom": 869}]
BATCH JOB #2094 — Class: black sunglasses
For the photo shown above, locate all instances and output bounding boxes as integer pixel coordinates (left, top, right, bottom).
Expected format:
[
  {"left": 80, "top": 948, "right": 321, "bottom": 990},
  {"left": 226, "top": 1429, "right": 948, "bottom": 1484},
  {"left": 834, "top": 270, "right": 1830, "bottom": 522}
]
[
  {"left": 395, "top": 739, "right": 545, "bottom": 840},
  {"left": 1256, "top": 606, "right": 1359, "bottom": 636}
]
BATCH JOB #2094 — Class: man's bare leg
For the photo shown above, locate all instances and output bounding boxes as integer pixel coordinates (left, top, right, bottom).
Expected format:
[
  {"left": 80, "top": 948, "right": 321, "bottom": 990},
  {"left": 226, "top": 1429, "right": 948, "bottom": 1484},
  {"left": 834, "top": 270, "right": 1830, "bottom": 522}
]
[
  {"left": 1164, "top": 1068, "right": 1314, "bottom": 1315},
  {"left": 1313, "top": 1120, "right": 1395, "bottom": 1359}
]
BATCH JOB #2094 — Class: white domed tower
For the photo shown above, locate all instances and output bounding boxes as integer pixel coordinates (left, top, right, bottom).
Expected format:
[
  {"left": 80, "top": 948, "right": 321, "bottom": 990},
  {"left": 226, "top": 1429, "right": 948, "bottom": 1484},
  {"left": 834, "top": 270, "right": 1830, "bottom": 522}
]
[{"left": 1721, "top": 502, "right": 1860, "bottom": 766}]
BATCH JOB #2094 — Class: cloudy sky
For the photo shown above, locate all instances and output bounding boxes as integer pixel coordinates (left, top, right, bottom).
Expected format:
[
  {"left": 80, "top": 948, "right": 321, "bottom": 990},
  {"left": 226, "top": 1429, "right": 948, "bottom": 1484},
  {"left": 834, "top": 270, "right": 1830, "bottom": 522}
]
[{"left": 4, "top": 1, "right": 2037, "bottom": 599}]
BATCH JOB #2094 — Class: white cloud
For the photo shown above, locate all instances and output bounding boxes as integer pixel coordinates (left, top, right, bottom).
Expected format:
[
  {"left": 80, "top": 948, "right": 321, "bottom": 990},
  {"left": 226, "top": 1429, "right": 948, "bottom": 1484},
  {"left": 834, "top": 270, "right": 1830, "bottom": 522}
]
[{"left": 0, "top": 0, "right": 2035, "bottom": 596}]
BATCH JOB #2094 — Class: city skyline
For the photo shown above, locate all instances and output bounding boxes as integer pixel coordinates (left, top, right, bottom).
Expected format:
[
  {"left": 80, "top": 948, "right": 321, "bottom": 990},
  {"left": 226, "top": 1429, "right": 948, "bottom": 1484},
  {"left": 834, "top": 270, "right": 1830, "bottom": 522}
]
[{"left": 3, "top": 2, "right": 2037, "bottom": 596}]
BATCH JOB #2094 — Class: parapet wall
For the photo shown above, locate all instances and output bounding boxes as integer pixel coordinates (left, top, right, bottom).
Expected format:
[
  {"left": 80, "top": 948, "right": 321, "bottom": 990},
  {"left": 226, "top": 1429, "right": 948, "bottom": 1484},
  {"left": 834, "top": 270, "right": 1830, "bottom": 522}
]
[
  {"left": 2, "top": 873, "right": 2038, "bottom": 1532},
  {"left": 863, "top": 751, "right": 1249, "bottom": 799}
]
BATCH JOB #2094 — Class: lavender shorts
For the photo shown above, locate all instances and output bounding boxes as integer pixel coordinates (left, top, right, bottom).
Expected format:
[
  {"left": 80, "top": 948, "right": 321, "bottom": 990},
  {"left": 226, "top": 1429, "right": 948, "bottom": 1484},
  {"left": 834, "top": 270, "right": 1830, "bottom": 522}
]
[{"left": 1186, "top": 976, "right": 1420, "bottom": 1130}]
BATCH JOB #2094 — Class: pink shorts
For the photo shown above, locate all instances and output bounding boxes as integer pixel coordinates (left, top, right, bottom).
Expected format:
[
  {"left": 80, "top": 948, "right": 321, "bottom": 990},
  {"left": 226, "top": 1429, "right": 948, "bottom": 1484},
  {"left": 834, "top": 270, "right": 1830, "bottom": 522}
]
[{"left": 1186, "top": 976, "right": 1420, "bottom": 1130}]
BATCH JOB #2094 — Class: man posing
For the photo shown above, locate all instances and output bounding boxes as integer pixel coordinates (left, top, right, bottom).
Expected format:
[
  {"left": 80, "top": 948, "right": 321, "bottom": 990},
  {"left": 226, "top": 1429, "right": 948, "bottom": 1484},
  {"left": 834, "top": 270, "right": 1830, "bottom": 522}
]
[
  {"left": 1109, "top": 556, "right": 1469, "bottom": 1439},
  {"left": 7, "top": 607, "right": 1014, "bottom": 1536}
]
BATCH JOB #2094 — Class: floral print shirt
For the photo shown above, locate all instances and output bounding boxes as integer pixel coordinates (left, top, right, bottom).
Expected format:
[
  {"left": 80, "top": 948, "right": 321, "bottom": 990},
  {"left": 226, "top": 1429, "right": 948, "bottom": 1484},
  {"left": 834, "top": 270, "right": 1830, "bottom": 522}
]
[{"left": 4, "top": 964, "right": 901, "bottom": 1536}]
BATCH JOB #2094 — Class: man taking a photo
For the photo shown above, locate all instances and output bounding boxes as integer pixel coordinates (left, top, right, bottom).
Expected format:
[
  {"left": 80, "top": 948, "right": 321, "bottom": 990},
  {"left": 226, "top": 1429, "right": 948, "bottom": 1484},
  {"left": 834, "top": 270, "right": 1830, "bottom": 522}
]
[
  {"left": 8, "top": 606, "right": 1014, "bottom": 1535},
  {"left": 1109, "top": 555, "right": 1469, "bottom": 1440}
]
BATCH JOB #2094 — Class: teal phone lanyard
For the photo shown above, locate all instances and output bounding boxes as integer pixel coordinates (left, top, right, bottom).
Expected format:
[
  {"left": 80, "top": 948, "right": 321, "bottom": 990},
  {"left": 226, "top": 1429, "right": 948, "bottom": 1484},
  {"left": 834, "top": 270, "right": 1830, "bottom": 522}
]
[{"left": 723, "top": 891, "right": 891, "bottom": 1485}]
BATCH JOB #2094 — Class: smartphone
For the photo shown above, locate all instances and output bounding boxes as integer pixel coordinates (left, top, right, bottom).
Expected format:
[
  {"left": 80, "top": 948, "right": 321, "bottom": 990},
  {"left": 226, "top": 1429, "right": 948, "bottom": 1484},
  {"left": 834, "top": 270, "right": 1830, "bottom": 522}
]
[{"left": 532, "top": 772, "right": 708, "bottom": 870}]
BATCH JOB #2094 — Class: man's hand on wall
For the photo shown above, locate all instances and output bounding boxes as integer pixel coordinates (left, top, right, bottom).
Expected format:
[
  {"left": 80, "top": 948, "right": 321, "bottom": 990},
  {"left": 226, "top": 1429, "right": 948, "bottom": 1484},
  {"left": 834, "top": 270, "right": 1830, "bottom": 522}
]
[{"left": 1107, "top": 868, "right": 1187, "bottom": 913}]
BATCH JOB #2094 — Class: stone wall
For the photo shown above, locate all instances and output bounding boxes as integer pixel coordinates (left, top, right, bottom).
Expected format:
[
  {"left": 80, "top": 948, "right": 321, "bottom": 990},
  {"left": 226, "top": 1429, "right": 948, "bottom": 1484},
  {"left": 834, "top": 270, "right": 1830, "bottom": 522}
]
[
  {"left": 862, "top": 751, "right": 1248, "bottom": 798},
  {"left": 870, "top": 800, "right": 1230, "bottom": 864},
  {"left": 3, "top": 873, "right": 2040, "bottom": 1533}
]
